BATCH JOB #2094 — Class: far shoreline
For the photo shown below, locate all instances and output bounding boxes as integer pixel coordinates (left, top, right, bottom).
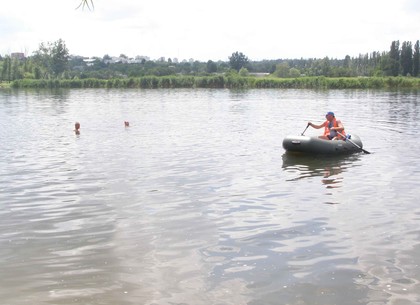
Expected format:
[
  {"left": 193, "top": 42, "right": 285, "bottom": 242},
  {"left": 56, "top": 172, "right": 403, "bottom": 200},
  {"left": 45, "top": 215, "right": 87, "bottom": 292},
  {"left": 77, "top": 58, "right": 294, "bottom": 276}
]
[{"left": 2, "top": 75, "right": 420, "bottom": 90}]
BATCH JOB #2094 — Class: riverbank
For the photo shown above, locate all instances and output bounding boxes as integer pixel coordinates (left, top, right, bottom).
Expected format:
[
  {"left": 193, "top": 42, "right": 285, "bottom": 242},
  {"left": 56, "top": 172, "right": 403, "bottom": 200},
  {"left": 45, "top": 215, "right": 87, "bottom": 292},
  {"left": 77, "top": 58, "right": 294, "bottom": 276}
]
[
  {"left": 6, "top": 76, "right": 420, "bottom": 89},
  {"left": 0, "top": 82, "right": 11, "bottom": 89}
]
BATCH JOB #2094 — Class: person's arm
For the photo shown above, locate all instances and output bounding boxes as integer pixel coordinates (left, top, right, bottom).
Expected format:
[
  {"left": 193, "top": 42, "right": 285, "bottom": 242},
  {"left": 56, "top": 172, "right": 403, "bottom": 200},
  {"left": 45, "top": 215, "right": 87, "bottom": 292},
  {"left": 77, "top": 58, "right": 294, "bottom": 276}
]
[
  {"left": 330, "top": 120, "right": 344, "bottom": 132},
  {"left": 308, "top": 121, "right": 325, "bottom": 129}
]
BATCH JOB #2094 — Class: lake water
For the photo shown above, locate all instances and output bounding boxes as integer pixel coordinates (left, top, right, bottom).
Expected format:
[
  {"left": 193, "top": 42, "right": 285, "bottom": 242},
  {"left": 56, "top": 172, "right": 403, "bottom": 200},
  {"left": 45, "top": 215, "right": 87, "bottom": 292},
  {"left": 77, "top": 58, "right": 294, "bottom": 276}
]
[{"left": 0, "top": 88, "right": 419, "bottom": 305}]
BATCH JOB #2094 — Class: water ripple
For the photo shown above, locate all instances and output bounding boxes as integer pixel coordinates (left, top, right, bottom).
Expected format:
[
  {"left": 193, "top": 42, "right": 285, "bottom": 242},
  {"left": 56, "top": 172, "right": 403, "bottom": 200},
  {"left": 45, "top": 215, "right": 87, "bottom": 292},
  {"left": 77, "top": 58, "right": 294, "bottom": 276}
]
[{"left": 1, "top": 88, "right": 420, "bottom": 305}]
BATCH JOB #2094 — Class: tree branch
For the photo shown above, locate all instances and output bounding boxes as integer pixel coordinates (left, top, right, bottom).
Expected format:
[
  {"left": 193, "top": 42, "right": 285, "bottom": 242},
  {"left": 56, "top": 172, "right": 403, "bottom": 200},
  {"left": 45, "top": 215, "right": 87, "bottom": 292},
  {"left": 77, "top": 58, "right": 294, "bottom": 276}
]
[{"left": 76, "top": 0, "right": 94, "bottom": 10}]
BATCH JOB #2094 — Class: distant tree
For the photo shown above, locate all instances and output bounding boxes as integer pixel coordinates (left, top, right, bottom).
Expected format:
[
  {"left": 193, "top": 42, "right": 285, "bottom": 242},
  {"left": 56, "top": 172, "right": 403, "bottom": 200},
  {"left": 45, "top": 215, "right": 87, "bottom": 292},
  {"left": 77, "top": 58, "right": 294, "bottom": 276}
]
[
  {"left": 229, "top": 51, "right": 249, "bottom": 71},
  {"left": 51, "top": 39, "right": 70, "bottom": 76},
  {"left": 368, "top": 51, "right": 382, "bottom": 76},
  {"left": 343, "top": 55, "right": 351, "bottom": 69},
  {"left": 91, "top": 58, "right": 107, "bottom": 69},
  {"left": 289, "top": 67, "right": 301, "bottom": 78},
  {"left": 34, "top": 66, "right": 42, "bottom": 79},
  {"left": 1, "top": 56, "right": 10, "bottom": 81},
  {"left": 180, "top": 62, "right": 191, "bottom": 74},
  {"left": 400, "top": 41, "right": 413, "bottom": 76},
  {"left": 192, "top": 61, "right": 203, "bottom": 74},
  {"left": 7, "top": 57, "right": 11, "bottom": 81},
  {"left": 413, "top": 40, "right": 419, "bottom": 77},
  {"left": 389, "top": 40, "right": 400, "bottom": 76},
  {"left": 379, "top": 53, "right": 392, "bottom": 76},
  {"left": 11, "top": 58, "right": 22, "bottom": 80},
  {"left": 217, "top": 61, "right": 230, "bottom": 73},
  {"left": 274, "top": 62, "right": 290, "bottom": 77},
  {"left": 33, "top": 43, "right": 51, "bottom": 77},
  {"left": 206, "top": 60, "right": 217, "bottom": 73},
  {"left": 320, "top": 57, "right": 331, "bottom": 76},
  {"left": 239, "top": 67, "right": 249, "bottom": 76},
  {"left": 33, "top": 39, "right": 69, "bottom": 77}
]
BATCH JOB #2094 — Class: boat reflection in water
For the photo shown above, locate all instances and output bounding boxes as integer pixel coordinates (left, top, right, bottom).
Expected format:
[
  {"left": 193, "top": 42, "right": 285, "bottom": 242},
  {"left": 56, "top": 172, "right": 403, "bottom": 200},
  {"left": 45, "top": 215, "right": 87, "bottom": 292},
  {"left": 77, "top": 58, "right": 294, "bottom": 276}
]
[{"left": 281, "top": 152, "right": 361, "bottom": 191}]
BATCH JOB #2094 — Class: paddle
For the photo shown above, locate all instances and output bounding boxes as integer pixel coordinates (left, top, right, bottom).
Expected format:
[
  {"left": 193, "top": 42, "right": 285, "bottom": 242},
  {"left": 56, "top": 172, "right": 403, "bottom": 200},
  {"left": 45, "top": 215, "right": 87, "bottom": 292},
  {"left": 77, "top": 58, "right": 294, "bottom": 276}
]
[
  {"left": 301, "top": 123, "right": 310, "bottom": 136},
  {"left": 337, "top": 132, "right": 371, "bottom": 154}
]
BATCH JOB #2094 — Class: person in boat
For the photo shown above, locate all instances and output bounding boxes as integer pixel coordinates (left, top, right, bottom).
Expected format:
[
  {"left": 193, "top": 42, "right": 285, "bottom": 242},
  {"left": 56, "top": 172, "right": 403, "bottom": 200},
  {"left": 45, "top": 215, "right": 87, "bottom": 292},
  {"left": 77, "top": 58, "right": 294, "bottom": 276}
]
[
  {"left": 308, "top": 112, "right": 346, "bottom": 140},
  {"left": 74, "top": 122, "right": 80, "bottom": 135}
]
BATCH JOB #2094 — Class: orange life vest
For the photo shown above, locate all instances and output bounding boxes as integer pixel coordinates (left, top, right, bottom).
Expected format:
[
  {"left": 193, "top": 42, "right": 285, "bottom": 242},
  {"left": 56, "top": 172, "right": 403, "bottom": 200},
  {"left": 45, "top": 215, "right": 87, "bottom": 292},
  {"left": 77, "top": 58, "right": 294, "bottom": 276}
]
[{"left": 323, "top": 118, "right": 346, "bottom": 139}]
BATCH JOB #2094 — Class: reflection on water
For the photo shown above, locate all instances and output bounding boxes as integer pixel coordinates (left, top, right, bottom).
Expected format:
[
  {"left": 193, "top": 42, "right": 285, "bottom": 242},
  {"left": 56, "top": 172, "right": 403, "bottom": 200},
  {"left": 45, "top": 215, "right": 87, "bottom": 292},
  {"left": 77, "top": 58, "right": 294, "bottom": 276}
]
[
  {"left": 1, "top": 88, "right": 420, "bottom": 305},
  {"left": 281, "top": 152, "right": 361, "bottom": 195}
]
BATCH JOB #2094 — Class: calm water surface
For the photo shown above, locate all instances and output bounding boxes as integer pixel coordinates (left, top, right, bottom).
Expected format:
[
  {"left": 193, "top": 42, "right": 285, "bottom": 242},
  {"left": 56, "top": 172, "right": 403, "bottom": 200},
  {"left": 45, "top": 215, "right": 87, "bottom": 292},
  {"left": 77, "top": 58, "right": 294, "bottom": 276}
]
[{"left": 0, "top": 88, "right": 419, "bottom": 305}]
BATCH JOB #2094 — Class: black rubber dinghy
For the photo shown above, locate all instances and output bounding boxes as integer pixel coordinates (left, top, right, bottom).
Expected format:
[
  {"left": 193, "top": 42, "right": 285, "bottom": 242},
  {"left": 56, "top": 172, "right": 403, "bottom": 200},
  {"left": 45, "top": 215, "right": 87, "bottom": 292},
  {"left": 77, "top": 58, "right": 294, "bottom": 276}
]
[{"left": 282, "top": 134, "right": 364, "bottom": 155}]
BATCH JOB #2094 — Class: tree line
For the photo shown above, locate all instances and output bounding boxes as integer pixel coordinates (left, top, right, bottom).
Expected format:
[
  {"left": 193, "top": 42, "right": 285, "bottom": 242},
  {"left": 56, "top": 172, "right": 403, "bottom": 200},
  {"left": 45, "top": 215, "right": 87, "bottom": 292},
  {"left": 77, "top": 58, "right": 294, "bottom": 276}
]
[{"left": 1, "top": 39, "right": 419, "bottom": 83}]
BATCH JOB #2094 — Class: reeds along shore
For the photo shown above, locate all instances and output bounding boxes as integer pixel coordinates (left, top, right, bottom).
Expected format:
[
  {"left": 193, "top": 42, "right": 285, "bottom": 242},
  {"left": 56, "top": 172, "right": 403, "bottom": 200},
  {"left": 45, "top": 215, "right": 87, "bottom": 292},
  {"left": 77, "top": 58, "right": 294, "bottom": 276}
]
[{"left": 8, "top": 76, "right": 420, "bottom": 89}]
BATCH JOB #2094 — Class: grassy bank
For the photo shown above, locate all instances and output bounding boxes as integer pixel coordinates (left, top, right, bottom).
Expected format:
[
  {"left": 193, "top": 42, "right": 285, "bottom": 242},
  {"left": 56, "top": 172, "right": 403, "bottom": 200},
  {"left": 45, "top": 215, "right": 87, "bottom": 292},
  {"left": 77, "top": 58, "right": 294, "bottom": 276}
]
[
  {"left": 8, "top": 76, "right": 420, "bottom": 89},
  {"left": 0, "top": 82, "right": 11, "bottom": 89}
]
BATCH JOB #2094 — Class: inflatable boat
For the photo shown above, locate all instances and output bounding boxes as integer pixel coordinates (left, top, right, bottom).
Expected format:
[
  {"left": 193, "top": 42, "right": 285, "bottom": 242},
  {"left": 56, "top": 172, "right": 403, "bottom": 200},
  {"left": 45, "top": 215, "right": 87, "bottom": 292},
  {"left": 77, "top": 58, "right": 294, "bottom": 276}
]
[{"left": 282, "top": 134, "right": 364, "bottom": 155}]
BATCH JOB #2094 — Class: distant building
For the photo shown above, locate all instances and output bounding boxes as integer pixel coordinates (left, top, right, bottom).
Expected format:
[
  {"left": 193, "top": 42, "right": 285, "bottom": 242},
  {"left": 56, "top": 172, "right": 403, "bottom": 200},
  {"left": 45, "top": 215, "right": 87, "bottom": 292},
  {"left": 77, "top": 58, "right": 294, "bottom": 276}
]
[
  {"left": 11, "top": 52, "right": 25, "bottom": 60},
  {"left": 135, "top": 55, "right": 150, "bottom": 61},
  {"left": 250, "top": 72, "right": 270, "bottom": 77},
  {"left": 83, "top": 58, "right": 97, "bottom": 66}
]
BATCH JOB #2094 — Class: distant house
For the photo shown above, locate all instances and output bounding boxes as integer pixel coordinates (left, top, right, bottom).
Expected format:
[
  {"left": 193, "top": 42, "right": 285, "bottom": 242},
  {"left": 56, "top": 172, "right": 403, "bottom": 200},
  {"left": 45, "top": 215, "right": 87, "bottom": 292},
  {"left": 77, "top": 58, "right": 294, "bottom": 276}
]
[
  {"left": 83, "top": 58, "right": 97, "bottom": 66},
  {"left": 250, "top": 72, "right": 270, "bottom": 77},
  {"left": 135, "top": 55, "right": 149, "bottom": 62},
  {"left": 102, "top": 56, "right": 149, "bottom": 64},
  {"left": 11, "top": 52, "right": 25, "bottom": 60}
]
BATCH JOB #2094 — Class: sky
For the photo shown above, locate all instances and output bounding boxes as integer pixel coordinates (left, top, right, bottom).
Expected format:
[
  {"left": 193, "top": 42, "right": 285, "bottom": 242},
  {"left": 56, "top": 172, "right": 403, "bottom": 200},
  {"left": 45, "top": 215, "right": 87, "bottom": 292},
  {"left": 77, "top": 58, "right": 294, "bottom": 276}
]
[{"left": 0, "top": 0, "right": 419, "bottom": 62}]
